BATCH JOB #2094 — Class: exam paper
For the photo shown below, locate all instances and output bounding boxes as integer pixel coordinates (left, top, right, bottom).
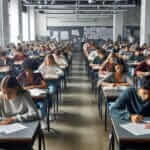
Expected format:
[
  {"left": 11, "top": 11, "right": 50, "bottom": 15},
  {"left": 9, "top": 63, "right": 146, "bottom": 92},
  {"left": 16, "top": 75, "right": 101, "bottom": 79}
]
[
  {"left": 120, "top": 121, "right": 150, "bottom": 136},
  {"left": 0, "top": 123, "right": 27, "bottom": 134},
  {"left": 28, "top": 88, "right": 48, "bottom": 97}
]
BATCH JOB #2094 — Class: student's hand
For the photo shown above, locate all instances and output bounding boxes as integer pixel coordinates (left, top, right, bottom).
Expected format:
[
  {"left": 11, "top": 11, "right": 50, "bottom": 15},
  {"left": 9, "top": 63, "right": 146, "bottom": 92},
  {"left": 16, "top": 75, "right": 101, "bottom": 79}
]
[
  {"left": 112, "top": 83, "right": 116, "bottom": 87},
  {"left": 0, "top": 117, "right": 16, "bottom": 125},
  {"left": 145, "top": 72, "right": 150, "bottom": 76},
  {"left": 131, "top": 115, "right": 144, "bottom": 123},
  {"left": 144, "top": 123, "right": 150, "bottom": 129}
]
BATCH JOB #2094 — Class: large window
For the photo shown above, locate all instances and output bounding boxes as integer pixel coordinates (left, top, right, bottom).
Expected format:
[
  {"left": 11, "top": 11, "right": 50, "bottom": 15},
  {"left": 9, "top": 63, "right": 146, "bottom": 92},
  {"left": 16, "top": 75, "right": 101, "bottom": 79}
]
[{"left": 22, "top": 12, "right": 29, "bottom": 41}]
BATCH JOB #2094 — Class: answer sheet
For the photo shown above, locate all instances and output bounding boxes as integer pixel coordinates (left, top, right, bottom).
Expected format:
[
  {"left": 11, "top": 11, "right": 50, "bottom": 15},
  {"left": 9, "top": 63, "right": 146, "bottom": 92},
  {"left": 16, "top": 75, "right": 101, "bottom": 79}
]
[
  {"left": 120, "top": 121, "right": 150, "bottom": 136},
  {"left": 0, "top": 123, "right": 27, "bottom": 134}
]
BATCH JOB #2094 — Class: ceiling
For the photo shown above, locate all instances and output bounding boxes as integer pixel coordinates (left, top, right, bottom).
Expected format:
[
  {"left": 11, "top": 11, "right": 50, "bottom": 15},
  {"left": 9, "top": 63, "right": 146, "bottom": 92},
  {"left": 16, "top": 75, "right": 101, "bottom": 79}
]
[{"left": 22, "top": 0, "right": 140, "bottom": 20}]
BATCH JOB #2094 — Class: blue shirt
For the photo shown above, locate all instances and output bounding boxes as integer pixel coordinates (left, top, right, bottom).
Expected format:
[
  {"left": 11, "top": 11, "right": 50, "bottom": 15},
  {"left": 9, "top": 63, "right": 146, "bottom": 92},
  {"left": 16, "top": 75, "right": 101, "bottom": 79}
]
[{"left": 110, "top": 88, "right": 150, "bottom": 121}]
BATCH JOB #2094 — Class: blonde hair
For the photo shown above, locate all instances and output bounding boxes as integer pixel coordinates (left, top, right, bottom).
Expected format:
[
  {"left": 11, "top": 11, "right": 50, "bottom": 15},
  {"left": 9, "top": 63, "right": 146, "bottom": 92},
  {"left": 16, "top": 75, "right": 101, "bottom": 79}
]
[
  {"left": 43, "top": 54, "right": 57, "bottom": 66},
  {"left": 1, "top": 75, "right": 25, "bottom": 95}
]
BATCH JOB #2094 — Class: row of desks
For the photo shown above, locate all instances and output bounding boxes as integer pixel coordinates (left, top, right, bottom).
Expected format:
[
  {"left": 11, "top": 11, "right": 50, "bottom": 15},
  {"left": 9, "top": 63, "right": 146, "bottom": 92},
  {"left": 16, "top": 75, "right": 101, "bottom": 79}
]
[{"left": 87, "top": 58, "right": 150, "bottom": 150}]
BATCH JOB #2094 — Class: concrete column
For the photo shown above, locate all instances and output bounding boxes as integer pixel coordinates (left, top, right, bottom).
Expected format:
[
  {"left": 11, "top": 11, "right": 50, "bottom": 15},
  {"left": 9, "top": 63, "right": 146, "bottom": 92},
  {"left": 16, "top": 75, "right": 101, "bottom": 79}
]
[
  {"left": 28, "top": 7, "right": 36, "bottom": 41},
  {"left": 113, "top": 14, "right": 124, "bottom": 42},
  {"left": 9, "top": 0, "right": 22, "bottom": 43},
  {"left": 140, "top": 0, "right": 150, "bottom": 45},
  {"left": 0, "top": 0, "right": 9, "bottom": 47},
  {"left": 22, "top": 12, "right": 29, "bottom": 41},
  {"left": 27, "top": 7, "right": 31, "bottom": 41}
]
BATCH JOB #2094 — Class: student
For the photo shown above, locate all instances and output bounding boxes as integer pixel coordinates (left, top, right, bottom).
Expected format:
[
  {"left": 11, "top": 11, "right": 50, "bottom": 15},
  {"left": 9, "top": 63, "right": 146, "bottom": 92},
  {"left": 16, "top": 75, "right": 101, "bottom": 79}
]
[
  {"left": 100, "top": 60, "right": 132, "bottom": 87},
  {"left": 87, "top": 46, "right": 98, "bottom": 62},
  {"left": 39, "top": 54, "right": 64, "bottom": 78},
  {"left": 17, "top": 59, "right": 48, "bottom": 128},
  {"left": 39, "top": 54, "right": 64, "bottom": 94},
  {"left": 100, "top": 53, "right": 119, "bottom": 72},
  {"left": 110, "top": 76, "right": 150, "bottom": 123},
  {"left": 14, "top": 46, "right": 26, "bottom": 62},
  {"left": 0, "top": 51, "right": 13, "bottom": 66},
  {"left": 129, "top": 50, "right": 144, "bottom": 62},
  {"left": 53, "top": 50, "right": 68, "bottom": 68},
  {"left": 135, "top": 55, "right": 150, "bottom": 77},
  {"left": 0, "top": 75, "right": 39, "bottom": 125},
  {"left": 91, "top": 48, "right": 106, "bottom": 66}
]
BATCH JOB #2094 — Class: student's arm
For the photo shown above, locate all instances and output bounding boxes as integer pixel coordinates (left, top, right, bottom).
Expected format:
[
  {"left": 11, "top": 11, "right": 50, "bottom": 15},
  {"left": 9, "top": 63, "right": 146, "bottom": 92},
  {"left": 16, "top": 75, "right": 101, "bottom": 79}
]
[
  {"left": 100, "top": 73, "right": 114, "bottom": 86},
  {"left": 136, "top": 71, "right": 150, "bottom": 77},
  {"left": 13, "top": 92, "right": 39, "bottom": 122},
  {"left": 22, "top": 73, "right": 47, "bottom": 90},
  {"left": 135, "top": 62, "right": 150, "bottom": 77},
  {"left": 110, "top": 89, "right": 131, "bottom": 120},
  {"left": 56, "top": 67, "right": 64, "bottom": 76},
  {"left": 116, "top": 82, "right": 130, "bottom": 86},
  {"left": 99, "top": 59, "right": 109, "bottom": 71}
]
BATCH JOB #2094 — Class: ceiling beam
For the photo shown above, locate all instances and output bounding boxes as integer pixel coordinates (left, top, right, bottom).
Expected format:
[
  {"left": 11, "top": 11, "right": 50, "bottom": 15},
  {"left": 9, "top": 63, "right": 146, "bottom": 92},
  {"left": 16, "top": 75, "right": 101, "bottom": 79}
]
[{"left": 24, "top": 4, "right": 136, "bottom": 8}]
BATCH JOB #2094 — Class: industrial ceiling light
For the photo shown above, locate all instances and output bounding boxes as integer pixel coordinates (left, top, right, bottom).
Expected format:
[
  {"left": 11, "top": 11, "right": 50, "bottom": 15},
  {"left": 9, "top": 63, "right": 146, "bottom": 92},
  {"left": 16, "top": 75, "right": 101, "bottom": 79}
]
[{"left": 88, "top": 0, "right": 96, "bottom": 4}]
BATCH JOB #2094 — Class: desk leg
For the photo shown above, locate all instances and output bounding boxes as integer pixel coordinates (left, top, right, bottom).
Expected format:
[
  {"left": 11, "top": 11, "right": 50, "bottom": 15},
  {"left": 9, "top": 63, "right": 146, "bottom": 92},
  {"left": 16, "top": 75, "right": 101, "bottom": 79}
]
[
  {"left": 108, "top": 130, "right": 115, "bottom": 150},
  {"left": 98, "top": 87, "right": 103, "bottom": 120},
  {"left": 39, "top": 130, "right": 42, "bottom": 150},
  {"left": 39, "top": 129, "right": 46, "bottom": 150},
  {"left": 105, "top": 101, "right": 108, "bottom": 131}
]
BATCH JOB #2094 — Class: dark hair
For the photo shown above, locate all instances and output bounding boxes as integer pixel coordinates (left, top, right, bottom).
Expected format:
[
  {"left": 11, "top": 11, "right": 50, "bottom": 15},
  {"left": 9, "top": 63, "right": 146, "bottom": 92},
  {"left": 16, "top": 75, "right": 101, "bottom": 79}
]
[
  {"left": 115, "top": 59, "right": 127, "bottom": 73},
  {"left": 139, "top": 76, "right": 150, "bottom": 90},
  {"left": 23, "top": 59, "right": 38, "bottom": 71},
  {"left": 16, "top": 46, "right": 23, "bottom": 52},
  {"left": 1, "top": 75, "right": 25, "bottom": 95}
]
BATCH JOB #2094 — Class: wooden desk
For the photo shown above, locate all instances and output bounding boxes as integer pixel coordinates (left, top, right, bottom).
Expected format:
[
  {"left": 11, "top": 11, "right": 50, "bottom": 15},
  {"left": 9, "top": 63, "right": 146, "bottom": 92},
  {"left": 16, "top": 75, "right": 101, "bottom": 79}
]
[
  {"left": 110, "top": 118, "right": 150, "bottom": 150},
  {"left": 0, "top": 121, "right": 44, "bottom": 150}
]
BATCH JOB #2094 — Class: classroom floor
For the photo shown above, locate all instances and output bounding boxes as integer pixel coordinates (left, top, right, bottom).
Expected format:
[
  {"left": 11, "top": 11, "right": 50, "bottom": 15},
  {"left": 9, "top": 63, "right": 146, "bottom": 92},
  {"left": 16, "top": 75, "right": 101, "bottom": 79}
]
[{"left": 39, "top": 49, "right": 109, "bottom": 150}]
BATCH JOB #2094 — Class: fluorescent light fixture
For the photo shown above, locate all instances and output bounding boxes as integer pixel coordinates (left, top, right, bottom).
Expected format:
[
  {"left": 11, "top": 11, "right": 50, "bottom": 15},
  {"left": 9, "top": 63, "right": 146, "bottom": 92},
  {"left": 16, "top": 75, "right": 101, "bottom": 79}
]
[{"left": 88, "top": 0, "right": 96, "bottom": 4}]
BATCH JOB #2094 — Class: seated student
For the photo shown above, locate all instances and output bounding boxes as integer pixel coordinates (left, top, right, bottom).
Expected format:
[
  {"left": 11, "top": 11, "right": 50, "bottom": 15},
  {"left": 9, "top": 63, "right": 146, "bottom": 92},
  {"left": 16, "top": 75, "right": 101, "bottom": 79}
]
[
  {"left": 129, "top": 50, "right": 144, "bottom": 62},
  {"left": 90, "top": 48, "right": 106, "bottom": 67},
  {"left": 135, "top": 55, "right": 150, "bottom": 77},
  {"left": 39, "top": 54, "right": 64, "bottom": 78},
  {"left": 100, "top": 53, "right": 119, "bottom": 73},
  {"left": 14, "top": 46, "right": 26, "bottom": 62},
  {"left": 83, "top": 40, "right": 96, "bottom": 58},
  {"left": 100, "top": 60, "right": 132, "bottom": 87},
  {"left": 17, "top": 59, "right": 48, "bottom": 128},
  {"left": 0, "top": 51, "right": 13, "bottom": 66},
  {"left": 87, "top": 46, "right": 98, "bottom": 62},
  {"left": 119, "top": 45, "right": 133, "bottom": 60},
  {"left": 110, "top": 76, "right": 150, "bottom": 123},
  {"left": 53, "top": 50, "right": 68, "bottom": 68},
  {"left": 143, "top": 46, "right": 150, "bottom": 56},
  {"left": 0, "top": 75, "right": 39, "bottom": 125}
]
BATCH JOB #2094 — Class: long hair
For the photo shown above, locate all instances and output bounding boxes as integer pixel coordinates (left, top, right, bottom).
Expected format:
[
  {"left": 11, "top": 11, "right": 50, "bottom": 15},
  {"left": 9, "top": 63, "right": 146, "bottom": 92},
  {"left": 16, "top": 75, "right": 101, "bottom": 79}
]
[
  {"left": 1, "top": 75, "right": 25, "bottom": 96},
  {"left": 43, "top": 54, "right": 58, "bottom": 66}
]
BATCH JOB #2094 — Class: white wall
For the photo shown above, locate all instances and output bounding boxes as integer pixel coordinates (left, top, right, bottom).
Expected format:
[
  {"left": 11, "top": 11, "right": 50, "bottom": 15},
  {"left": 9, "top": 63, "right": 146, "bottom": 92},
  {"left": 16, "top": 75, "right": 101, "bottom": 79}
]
[
  {"left": 124, "top": 7, "right": 140, "bottom": 26},
  {"left": 47, "top": 16, "right": 113, "bottom": 27},
  {"left": 35, "top": 7, "right": 140, "bottom": 39},
  {"left": 35, "top": 13, "right": 48, "bottom": 38}
]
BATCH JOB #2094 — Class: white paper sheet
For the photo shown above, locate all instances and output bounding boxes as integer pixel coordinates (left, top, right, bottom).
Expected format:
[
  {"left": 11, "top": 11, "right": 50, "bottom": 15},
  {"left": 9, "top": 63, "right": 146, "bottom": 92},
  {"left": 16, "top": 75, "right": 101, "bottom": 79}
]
[
  {"left": 120, "top": 119, "right": 150, "bottom": 136},
  {"left": 0, "top": 123, "right": 27, "bottom": 134},
  {"left": 28, "top": 88, "right": 48, "bottom": 97}
]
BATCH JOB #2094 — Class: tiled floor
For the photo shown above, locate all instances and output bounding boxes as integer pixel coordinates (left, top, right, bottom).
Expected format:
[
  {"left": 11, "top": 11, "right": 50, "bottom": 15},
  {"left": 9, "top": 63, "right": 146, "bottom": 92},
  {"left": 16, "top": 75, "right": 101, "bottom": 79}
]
[{"left": 42, "top": 50, "right": 109, "bottom": 150}]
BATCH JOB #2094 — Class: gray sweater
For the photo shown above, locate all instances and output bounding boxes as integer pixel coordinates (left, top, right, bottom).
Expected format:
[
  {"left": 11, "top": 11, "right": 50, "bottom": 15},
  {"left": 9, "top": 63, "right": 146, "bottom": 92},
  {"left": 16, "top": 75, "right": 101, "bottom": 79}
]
[{"left": 0, "top": 91, "right": 39, "bottom": 122}]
